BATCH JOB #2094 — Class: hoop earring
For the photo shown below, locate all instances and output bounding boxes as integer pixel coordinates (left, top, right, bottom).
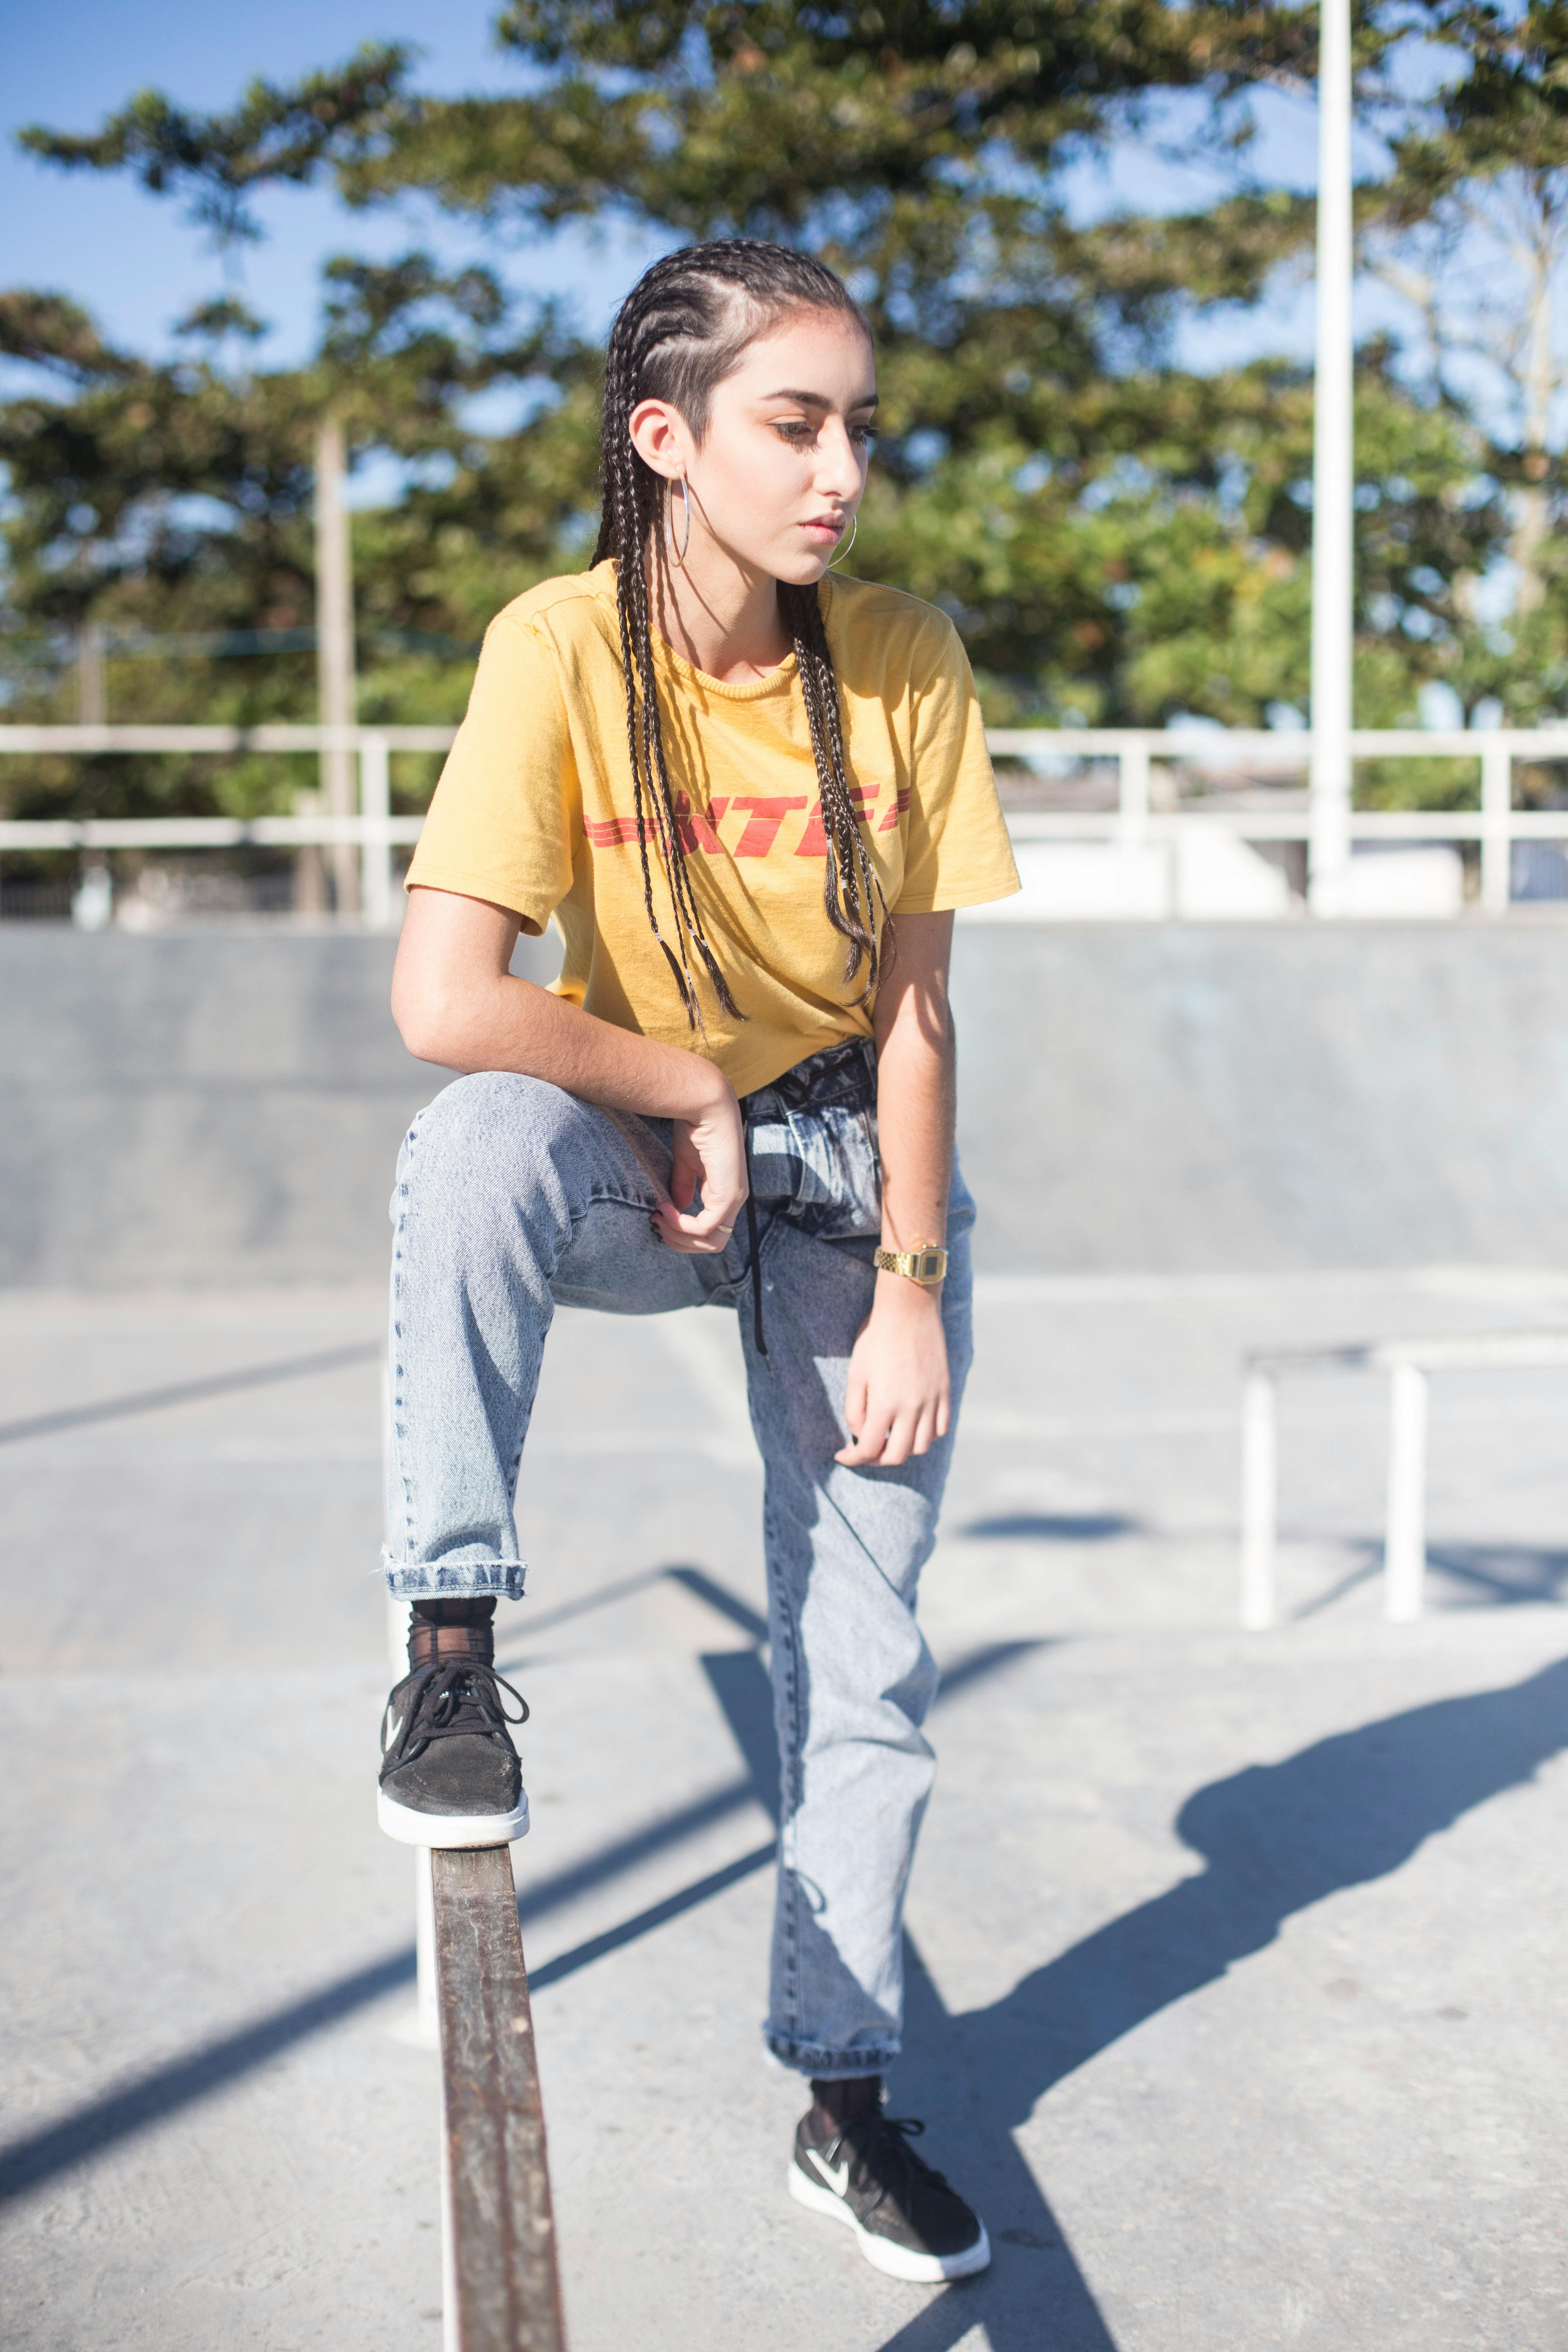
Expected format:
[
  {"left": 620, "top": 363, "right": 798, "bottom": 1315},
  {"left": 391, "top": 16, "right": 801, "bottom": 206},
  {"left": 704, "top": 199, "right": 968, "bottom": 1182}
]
[
  {"left": 829, "top": 512, "right": 858, "bottom": 570},
  {"left": 668, "top": 477, "right": 692, "bottom": 570}
]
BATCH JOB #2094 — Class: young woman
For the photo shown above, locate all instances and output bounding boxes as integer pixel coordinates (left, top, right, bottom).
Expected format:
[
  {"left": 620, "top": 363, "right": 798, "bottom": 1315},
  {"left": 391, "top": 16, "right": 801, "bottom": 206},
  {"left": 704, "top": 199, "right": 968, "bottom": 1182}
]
[{"left": 377, "top": 240, "right": 1018, "bottom": 2284}]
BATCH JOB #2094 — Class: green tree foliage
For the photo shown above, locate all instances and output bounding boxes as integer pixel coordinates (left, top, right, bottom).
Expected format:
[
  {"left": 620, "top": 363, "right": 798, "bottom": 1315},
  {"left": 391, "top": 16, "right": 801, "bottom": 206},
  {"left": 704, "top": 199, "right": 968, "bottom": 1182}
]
[
  {"left": 1360, "top": 2, "right": 1568, "bottom": 784},
  {"left": 0, "top": 2, "right": 1557, "bottom": 834}
]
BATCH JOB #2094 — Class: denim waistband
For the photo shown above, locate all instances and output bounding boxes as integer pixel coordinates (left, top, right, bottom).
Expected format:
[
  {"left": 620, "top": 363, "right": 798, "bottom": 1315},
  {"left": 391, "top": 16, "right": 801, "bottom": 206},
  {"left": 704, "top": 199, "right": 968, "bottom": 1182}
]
[{"left": 740, "top": 1035, "right": 876, "bottom": 1122}]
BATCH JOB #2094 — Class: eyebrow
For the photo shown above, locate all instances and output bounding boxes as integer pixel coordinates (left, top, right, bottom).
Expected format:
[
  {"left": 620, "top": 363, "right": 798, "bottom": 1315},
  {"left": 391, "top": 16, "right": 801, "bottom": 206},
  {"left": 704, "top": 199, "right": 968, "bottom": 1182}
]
[{"left": 761, "top": 386, "right": 879, "bottom": 411}]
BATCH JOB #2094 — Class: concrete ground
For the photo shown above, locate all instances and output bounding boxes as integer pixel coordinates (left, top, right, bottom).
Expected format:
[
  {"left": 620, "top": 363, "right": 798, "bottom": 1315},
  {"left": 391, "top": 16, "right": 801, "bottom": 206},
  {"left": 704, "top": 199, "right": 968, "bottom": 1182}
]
[{"left": 2, "top": 1268, "right": 1567, "bottom": 2350}]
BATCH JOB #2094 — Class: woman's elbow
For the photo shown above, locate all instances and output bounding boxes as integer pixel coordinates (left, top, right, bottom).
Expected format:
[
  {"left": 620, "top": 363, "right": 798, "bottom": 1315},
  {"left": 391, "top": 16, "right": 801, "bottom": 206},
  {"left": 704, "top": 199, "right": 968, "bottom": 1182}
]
[{"left": 392, "top": 977, "right": 462, "bottom": 1066}]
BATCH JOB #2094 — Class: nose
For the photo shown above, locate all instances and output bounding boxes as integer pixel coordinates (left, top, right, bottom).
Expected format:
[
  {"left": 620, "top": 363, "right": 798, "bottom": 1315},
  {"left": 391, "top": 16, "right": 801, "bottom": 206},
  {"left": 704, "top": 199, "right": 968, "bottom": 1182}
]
[{"left": 814, "top": 418, "right": 867, "bottom": 503}]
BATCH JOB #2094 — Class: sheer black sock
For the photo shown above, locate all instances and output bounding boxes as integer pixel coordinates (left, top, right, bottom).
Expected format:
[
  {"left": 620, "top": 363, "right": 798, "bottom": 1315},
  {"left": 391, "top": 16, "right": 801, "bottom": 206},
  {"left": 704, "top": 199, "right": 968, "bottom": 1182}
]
[
  {"left": 809, "top": 2075, "right": 883, "bottom": 2137},
  {"left": 407, "top": 1596, "right": 497, "bottom": 1672}
]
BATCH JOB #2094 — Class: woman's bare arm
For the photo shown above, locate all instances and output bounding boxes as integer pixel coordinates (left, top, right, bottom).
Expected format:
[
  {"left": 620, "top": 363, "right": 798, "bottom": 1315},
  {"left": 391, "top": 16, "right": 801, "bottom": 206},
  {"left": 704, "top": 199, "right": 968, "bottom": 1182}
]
[
  {"left": 391, "top": 884, "right": 746, "bottom": 1253},
  {"left": 836, "top": 909, "right": 956, "bottom": 1468}
]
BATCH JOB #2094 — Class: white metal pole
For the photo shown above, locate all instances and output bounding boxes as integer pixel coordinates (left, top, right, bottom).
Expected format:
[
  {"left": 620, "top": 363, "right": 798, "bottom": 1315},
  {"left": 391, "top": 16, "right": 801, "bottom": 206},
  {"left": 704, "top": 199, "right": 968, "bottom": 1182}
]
[
  {"left": 359, "top": 735, "right": 394, "bottom": 932},
  {"left": 1240, "top": 1366, "right": 1280, "bottom": 1629},
  {"left": 382, "top": 1356, "right": 438, "bottom": 2051},
  {"left": 1117, "top": 738, "right": 1150, "bottom": 854},
  {"left": 382, "top": 1361, "right": 407, "bottom": 1673},
  {"left": 314, "top": 416, "right": 360, "bottom": 919},
  {"left": 1383, "top": 1360, "right": 1429, "bottom": 1621},
  {"left": 1308, "top": 0, "right": 1355, "bottom": 915},
  {"left": 415, "top": 1846, "right": 438, "bottom": 2046},
  {"left": 1480, "top": 737, "right": 1512, "bottom": 916},
  {"left": 77, "top": 622, "right": 107, "bottom": 727}
]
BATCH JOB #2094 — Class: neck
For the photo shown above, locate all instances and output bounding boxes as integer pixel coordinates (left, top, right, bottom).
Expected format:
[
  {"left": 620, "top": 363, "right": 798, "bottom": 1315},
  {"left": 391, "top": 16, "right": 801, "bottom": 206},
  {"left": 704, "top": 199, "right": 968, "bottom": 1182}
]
[{"left": 644, "top": 511, "right": 794, "bottom": 685}]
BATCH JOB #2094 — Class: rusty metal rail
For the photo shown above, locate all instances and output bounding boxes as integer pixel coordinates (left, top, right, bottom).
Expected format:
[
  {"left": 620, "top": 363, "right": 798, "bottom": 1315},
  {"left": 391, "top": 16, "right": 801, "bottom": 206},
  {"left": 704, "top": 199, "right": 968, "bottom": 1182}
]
[{"left": 432, "top": 1846, "right": 566, "bottom": 2352}]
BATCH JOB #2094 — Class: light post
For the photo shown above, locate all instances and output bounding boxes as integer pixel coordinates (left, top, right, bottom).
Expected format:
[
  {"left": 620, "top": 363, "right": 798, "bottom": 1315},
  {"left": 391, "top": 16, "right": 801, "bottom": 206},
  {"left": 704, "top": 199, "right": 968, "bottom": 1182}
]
[
  {"left": 314, "top": 416, "right": 360, "bottom": 919},
  {"left": 1308, "top": 0, "right": 1355, "bottom": 914}
]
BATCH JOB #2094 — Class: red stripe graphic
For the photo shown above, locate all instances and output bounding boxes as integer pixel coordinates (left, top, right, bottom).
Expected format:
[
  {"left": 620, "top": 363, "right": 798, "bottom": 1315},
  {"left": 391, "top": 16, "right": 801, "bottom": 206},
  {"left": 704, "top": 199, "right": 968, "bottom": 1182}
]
[
  {"left": 730, "top": 795, "right": 809, "bottom": 856},
  {"left": 583, "top": 813, "right": 648, "bottom": 848},
  {"left": 674, "top": 793, "right": 729, "bottom": 853}
]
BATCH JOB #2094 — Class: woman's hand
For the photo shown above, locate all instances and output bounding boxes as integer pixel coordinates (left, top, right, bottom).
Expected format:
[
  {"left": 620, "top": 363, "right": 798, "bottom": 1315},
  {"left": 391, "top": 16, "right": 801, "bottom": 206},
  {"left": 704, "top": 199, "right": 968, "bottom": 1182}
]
[
  {"left": 835, "top": 1275, "right": 951, "bottom": 1467},
  {"left": 654, "top": 1084, "right": 749, "bottom": 1254}
]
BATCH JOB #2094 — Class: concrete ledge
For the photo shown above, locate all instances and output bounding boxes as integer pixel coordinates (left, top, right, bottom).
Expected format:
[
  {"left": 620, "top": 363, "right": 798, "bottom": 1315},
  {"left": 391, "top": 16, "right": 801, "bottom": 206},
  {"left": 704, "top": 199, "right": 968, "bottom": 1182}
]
[
  {"left": 6, "top": 923, "right": 1568, "bottom": 1284},
  {"left": 952, "top": 923, "right": 1568, "bottom": 1271}
]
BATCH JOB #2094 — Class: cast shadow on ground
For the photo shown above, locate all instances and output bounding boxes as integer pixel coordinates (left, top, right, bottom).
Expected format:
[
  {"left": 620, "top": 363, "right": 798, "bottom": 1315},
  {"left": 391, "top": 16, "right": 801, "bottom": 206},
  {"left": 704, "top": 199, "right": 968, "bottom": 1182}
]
[
  {"left": 865, "top": 1651, "right": 1568, "bottom": 2352},
  {"left": 701, "top": 1641, "right": 1118, "bottom": 2352},
  {"left": 0, "top": 1340, "right": 380, "bottom": 1447},
  {"left": 7, "top": 1559, "right": 1565, "bottom": 2352},
  {"left": 959, "top": 1513, "right": 1138, "bottom": 1543},
  {"left": 1294, "top": 1537, "right": 1568, "bottom": 1620}
]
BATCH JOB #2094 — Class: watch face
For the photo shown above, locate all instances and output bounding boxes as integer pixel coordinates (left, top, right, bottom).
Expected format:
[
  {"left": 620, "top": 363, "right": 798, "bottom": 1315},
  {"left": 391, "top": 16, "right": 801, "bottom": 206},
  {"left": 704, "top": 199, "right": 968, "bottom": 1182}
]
[{"left": 917, "top": 1249, "right": 945, "bottom": 1282}]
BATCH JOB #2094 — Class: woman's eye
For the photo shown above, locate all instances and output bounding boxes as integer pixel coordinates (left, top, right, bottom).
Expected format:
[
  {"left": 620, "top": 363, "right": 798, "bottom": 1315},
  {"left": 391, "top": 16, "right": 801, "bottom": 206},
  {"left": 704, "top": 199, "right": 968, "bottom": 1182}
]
[
  {"left": 850, "top": 424, "right": 877, "bottom": 447},
  {"left": 775, "top": 421, "right": 815, "bottom": 444}
]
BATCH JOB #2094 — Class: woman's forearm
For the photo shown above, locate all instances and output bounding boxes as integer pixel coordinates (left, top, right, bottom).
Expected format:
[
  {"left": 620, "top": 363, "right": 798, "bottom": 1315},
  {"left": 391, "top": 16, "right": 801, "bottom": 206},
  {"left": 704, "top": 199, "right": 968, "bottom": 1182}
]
[
  {"left": 392, "top": 885, "right": 732, "bottom": 1123},
  {"left": 872, "top": 911, "right": 957, "bottom": 1253},
  {"left": 837, "top": 909, "right": 956, "bottom": 1467}
]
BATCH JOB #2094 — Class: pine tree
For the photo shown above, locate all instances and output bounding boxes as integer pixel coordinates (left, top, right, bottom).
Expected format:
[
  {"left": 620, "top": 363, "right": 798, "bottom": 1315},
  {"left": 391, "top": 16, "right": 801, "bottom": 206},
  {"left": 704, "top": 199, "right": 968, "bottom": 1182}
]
[{"left": 0, "top": 1, "right": 1536, "bottom": 849}]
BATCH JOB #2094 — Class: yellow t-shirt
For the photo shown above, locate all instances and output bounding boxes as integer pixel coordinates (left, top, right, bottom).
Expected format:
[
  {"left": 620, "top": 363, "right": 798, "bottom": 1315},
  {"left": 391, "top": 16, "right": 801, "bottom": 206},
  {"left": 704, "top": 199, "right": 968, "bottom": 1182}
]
[{"left": 406, "top": 560, "right": 1020, "bottom": 1097}]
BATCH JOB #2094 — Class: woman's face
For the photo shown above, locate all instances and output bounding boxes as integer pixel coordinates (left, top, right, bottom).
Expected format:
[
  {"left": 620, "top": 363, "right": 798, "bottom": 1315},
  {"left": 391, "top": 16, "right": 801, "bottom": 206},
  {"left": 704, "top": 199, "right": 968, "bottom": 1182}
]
[{"left": 631, "top": 306, "right": 876, "bottom": 585}]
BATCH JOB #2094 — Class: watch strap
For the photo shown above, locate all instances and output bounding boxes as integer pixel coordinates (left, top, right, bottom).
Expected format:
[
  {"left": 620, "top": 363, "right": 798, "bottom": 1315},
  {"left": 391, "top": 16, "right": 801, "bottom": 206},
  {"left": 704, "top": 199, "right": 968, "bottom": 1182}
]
[{"left": 874, "top": 1243, "right": 949, "bottom": 1285}]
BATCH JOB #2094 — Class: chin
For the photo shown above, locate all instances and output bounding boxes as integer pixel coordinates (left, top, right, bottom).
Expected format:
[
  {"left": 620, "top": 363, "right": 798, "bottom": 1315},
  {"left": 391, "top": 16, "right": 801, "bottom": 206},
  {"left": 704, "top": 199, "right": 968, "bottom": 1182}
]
[{"left": 775, "top": 547, "right": 836, "bottom": 586}]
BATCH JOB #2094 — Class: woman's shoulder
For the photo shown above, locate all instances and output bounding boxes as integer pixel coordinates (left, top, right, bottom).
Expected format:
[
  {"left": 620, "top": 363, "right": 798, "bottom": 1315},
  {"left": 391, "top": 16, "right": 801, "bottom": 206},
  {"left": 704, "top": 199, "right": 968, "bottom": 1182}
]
[
  {"left": 485, "top": 561, "right": 618, "bottom": 652},
  {"left": 823, "top": 573, "right": 966, "bottom": 683}
]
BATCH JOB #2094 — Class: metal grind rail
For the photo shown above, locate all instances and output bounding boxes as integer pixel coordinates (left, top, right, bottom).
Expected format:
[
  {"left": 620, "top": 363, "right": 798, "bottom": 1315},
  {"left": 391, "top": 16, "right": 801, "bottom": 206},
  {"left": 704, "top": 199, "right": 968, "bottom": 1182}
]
[
  {"left": 430, "top": 1845, "right": 567, "bottom": 2352},
  {"left": 1239, "top": 1327, "right": 1568, "bottom": 1630}
]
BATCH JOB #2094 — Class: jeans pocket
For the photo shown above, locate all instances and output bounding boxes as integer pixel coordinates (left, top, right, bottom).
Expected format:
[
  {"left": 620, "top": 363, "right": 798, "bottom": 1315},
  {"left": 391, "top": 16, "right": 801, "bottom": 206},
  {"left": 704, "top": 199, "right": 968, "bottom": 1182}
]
[{"left": 782, "top": 1104, "right": 882, "bottom": 1240}]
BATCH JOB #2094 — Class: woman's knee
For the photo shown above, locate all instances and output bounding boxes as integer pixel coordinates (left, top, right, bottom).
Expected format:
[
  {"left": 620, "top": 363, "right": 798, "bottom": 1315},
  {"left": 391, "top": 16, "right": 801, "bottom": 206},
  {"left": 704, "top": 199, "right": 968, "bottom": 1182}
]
[
  {"left": 404, "top": 1072, "right": 573, "bottom": 1182},
  {"left": 395, "top": 1073, "right": 597, "bottom": 1259}
]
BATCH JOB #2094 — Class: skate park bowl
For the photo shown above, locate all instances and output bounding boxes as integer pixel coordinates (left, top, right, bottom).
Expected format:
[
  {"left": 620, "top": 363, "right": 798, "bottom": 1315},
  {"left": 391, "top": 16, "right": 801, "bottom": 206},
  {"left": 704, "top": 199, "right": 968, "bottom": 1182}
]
[
  {"left": 5, "top": 916, "right": 1568, "bottom": 2351},
  {"left": 6, "top": 919, "right": 1568, "bottom": 1285}
]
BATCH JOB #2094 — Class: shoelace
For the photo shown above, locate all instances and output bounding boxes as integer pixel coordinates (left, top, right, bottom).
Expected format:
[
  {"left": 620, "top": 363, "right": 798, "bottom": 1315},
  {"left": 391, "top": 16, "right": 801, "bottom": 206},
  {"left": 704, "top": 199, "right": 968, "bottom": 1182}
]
[
  {"left": 381, "top": 1658, "right": 529, "bottom": 1770},
  {"left": 830, "top": 2115, "right": 954, "bottom": 2214},
  {"left": 743, "top": 1145, "right": 769, "bottom": 1364}
]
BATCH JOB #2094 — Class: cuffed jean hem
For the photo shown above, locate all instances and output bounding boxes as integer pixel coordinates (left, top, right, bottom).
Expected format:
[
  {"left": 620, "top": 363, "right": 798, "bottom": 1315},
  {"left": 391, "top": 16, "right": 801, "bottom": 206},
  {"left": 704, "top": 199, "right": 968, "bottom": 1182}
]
[
  {"left": 765, "top": 2033, "right": 900, "bottom": 2079},
  {"left": 382, "top": 1554, "right": 527, "bottom": 1602}
]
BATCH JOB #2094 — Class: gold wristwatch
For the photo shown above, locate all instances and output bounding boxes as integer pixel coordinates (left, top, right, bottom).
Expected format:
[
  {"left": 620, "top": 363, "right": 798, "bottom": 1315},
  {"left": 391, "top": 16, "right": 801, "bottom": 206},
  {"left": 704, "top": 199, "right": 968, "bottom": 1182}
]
[{"left": 874, "top": 1242, "right": 949, "bottom": 1286}]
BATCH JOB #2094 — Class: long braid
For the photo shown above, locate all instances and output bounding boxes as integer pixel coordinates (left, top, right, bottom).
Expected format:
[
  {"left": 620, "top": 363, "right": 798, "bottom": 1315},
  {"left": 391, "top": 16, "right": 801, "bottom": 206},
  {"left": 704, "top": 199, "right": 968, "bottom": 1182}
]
[
  {"left": 599, "top": 323, "right": 727, "bottom": 1021},
  {"left": 594, "top": 240, "right": 880, "bottom": 1024},
  {"left": 780, "top": 579, "right": 886, "bottom": 1001}
]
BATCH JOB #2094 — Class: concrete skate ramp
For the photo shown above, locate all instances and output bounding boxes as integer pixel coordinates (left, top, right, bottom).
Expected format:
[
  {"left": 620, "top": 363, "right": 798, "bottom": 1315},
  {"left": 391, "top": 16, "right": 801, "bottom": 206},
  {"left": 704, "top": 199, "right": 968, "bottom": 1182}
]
[
  {"left": 4, "top": 923, "right": 1568, "bottom": 1285},
  {"left": 0, "top": 930, "right": 542, "bottom": 1291},
  {"left": 950, "top": 923, "right": 1568, "bottom": 1272}
]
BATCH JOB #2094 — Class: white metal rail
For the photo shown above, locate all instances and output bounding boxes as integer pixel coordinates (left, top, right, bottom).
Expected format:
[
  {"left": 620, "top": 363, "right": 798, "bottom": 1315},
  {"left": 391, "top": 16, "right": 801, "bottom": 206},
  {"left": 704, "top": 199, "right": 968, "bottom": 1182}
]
[
  {"left": 0, "top": 726, "right": 444, "bottom": 931},
  {"left": 4, "top": 724, "right": 1568, "bottom": 925},
  {"left": 1239, "top": 1329, "right": 1568, "bottom": 1629}
]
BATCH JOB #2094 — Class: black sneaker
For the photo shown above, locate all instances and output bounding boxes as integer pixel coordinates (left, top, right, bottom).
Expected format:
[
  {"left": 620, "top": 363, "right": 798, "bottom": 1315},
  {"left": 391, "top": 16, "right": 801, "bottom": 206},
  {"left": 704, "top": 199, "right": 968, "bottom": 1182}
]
[
  {"left": 789, "top": 2107, "right": 991, "bottom": 2282},
  {"left": 377, "top": 1660, "right": 530, "bottom": 1847}
]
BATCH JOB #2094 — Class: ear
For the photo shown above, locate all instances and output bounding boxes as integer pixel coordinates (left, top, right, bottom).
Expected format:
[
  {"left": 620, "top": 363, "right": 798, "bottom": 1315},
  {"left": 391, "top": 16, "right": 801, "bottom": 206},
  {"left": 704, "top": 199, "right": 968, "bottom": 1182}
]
[{"left": 628, "top": 396, "right": 697, "bottom": 481}]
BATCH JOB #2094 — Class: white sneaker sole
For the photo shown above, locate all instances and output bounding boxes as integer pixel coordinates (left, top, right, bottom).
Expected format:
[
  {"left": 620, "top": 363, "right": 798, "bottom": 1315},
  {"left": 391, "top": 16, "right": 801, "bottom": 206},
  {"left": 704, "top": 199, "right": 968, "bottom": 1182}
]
[
  {"left": 788, "top": 2163, "right": 992, "bottom": 2282},
  {"left": 377, "top": 1788, "right": 530, "bottom": 1848}
]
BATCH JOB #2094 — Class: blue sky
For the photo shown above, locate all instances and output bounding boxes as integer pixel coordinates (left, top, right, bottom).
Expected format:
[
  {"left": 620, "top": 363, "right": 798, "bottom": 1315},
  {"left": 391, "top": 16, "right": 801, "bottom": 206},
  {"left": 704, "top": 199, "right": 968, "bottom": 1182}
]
[
  {"left": 1, "top": 0, "right": 668, "bottom": 371},
  {"left": 3, "top": 0, "right": 1348, "bottom": 389}
]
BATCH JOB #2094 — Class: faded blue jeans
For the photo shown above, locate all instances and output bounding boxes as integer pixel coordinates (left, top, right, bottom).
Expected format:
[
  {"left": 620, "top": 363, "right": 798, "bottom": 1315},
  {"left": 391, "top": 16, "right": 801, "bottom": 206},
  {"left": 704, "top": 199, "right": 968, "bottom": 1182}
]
[{"left": 383, "top": 1036, "right": 974, "bottom": 2077}]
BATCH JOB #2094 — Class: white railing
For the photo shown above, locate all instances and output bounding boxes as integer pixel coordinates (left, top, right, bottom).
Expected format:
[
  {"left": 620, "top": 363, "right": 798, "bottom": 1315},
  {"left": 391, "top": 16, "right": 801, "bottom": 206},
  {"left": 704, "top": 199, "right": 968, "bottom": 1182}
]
[
  {"left": 3, "top": 723, "right": 1568, "bottom": 925},
  {"left": 988, "top": 727, "right": 1568, "bottom": 919},
  {"left": 0, "top": 726, "right": 444, "bottom": 930},
  {"left": 1239, "top": 1328, "right": 1568, "bottom": 1629}
]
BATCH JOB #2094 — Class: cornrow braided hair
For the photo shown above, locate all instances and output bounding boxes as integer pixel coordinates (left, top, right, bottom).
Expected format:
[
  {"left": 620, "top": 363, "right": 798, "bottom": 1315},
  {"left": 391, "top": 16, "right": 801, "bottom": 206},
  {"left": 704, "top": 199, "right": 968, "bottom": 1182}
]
[{"left": 592, "top": 239, "right": 887, "bottom": 1028}]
